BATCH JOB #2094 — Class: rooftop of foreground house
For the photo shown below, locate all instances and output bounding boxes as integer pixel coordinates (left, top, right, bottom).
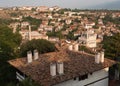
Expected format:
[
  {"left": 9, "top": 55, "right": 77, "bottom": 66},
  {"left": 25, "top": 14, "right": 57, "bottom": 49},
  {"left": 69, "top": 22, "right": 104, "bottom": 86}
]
[{"left": 8, "top": 49, "right": 116, "bottom": 86}]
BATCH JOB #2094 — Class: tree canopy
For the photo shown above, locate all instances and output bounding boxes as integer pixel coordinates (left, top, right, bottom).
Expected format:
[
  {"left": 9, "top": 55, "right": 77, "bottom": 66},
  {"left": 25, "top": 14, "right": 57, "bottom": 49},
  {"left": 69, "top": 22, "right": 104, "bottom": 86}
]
[
  {"left": 6, "top": 78, "right": 40, "bottom": 86},
  {"left": 102, "top": 33, "right": 120, "bottom": 73},
  {"left": 0, "top": 25, "right": 22, "bottom": 61},
  {"left": 22, "top": 16, "right": 42, "bottom": 31},
  {"left": 102, "top": 33, "right": 120, "bottom": 59},
  {"left": 20, "top": 39, "right": 56, "bottom": 57},
  {"left": 19, "top": 78, "right": 40, "bottom": 86},
  {"left": 0, "top": 25, "right": 22, "bottom": 86},
  {"left": 46, "top": 30, "right": 64, "bottom": 39}
]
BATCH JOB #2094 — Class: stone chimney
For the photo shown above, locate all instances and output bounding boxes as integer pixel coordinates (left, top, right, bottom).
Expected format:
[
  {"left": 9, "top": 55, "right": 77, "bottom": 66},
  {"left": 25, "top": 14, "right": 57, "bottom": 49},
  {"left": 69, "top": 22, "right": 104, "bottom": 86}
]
[
  {"left": 27, "top": 51, "right": 32, "bottom": 63},
  {"left": 100, "top": 50, "right": 104, "bottom": 63},
  {"left": 95, "top": 52, "right": 100, "bottom": 64},
  {"left": 73, "top": 44, "right": 79, "bottom": 51},
  {"left": 68, "top": 45, "right": 73, "bottom": 51},
  {"left": 50, "top": 63, "right": 56, "bottom": 76},
  {"left": 33, "top": 50, "right": 39, "bottom": 60},
  {"left": 57, "top": 62, "right": 64, "bottom": 75}
]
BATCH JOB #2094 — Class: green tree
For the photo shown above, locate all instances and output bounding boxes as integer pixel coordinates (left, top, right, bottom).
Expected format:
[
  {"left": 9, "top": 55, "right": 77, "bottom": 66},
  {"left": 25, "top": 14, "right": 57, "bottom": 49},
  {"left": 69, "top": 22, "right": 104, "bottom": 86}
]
[
  {"left": 66, "top": 28, "right": 78, "bottom": 40},
  {"left": 6, "top": 78, "right": 40, "bottom": 86},
  {"left": 102, "top": 33, "right": 120, "bottom": 75},
  {"left": 93, "top": 25, "right": 99, "bottom": 29},
  {"left": 19, "top": 78, "right": 40, "bottom": 86},
  {"left": 10, "top": 12, "right": 18, "bottom": 17},
  {"left": 46, "top": 30, "right": 64, "bottom": 39},
  {"left": 20, "top": 39, "right": 55, "bottom": 57},
  {"left": 66, "top": 31, "right": 75, "bottom": 40},
  {"left": 31, "top": 8, "right": 36, "bottom": 11},
  {"left": 0, "top": 25, "right": 22, "bottom": 60},
  {"left": 102, "top": 34, "right": 120, "bottom": 59},
  {"left": 57, "top": 9, "right": 64, "bottom": 14},
  {"left": 0, "top": 25, "right": 22, "bottom": 86},
  {"left": 0, "top": 18, "right": 18, "bottom": 25},
  {"left": 22, "top": 16, "right": 42, "bottom": 31}
]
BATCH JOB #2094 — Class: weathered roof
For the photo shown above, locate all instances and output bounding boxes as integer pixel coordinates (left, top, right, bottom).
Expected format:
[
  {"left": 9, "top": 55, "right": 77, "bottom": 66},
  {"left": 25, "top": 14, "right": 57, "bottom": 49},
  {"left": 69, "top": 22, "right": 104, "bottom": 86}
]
[{"left": 8, "top": 50, "right": 116, "bottom": 86}]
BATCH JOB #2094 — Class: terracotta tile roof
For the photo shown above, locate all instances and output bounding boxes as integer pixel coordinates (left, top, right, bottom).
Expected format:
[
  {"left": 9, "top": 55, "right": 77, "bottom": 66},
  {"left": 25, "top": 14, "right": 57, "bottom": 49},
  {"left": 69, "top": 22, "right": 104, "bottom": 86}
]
[{"left": 8, "top": 50, "right": 116, "bottom": 86}]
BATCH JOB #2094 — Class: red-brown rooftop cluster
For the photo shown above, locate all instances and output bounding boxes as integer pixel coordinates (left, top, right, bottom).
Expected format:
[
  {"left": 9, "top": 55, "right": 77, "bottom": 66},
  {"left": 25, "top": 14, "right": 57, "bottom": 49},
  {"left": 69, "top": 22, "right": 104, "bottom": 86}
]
[{"left": 8, "top": 49, "right": 116, "bottom": 86}]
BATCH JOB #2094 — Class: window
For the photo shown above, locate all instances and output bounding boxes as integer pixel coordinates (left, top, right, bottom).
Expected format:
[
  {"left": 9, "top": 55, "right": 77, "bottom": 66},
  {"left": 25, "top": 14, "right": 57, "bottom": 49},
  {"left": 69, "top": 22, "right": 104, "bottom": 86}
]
[
  {"left": 79, "top": 74, "right": 88, "bottom": 81},
  {"left": 73, "top": 77, "right": 77, "bottom": 80}
]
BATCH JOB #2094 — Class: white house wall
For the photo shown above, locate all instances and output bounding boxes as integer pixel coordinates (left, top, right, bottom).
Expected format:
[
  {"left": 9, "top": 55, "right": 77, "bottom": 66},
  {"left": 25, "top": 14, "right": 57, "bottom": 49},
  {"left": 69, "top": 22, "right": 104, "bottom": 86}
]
[
  {"left": 53, "top": 68, "right": 109, "bottom": 86},
  {"left": 87, "top": 78, "right": 108, "bottom": 86}
]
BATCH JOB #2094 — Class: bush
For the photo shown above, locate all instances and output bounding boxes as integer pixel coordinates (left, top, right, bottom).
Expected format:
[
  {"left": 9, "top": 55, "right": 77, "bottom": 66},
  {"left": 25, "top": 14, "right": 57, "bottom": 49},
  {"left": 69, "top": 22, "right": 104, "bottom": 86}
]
[{"left": 20, "top": 39, "right": 56, "bottom": 57}]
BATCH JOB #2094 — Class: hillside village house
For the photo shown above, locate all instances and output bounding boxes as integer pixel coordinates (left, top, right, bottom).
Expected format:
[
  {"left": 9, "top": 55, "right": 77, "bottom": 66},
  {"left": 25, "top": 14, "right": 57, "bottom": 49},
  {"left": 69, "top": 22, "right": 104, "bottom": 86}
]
[
  {"left": 19, "top": 26, "right": 48, "bottom": 40},
  {"left": 21, "top": 22, "right": 30, "bottom": 28},
  {"left": 18, "top": 6, "right": 33, "bottom": 10},
  {"left": 85, "top": 22, "right": 95, "bottom": 29},
  {"left": 8, "top": 44, "right": 116, "bottom": 86},
  {"left": 36, "top": 6, "right": 49, "bottom": 12},
  {"left": 79, "top": 29, "right": 97, "bottom": 48}
]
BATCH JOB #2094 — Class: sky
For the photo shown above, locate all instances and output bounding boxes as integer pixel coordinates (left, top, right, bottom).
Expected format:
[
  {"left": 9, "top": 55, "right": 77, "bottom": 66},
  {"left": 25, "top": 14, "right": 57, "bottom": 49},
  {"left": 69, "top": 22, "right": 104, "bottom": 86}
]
[{"left": 0, "top": 0, "right": 118, "bottom": 9}]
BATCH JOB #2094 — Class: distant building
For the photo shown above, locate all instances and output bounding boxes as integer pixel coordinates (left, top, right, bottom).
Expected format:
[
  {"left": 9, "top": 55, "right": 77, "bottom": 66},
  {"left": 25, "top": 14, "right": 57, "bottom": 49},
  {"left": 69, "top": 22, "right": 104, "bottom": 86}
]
[
  {"left": 65, "top": 19, "right": 72, "bottom": 24},
  {"left": 21, "top": 22, "right": 29, "bottom": 28},
  {"left": 0, "top": 8, "right": 3, "bottom": 10},
  {"left": 85, "top": 22, "right": 95, "bottom": 29},
  {"left": 9, "top": 22, "right": 21, "bottom": 33},
  {"left": 79, "top": 29, "right": 97, "bottom": 48},
  {"left": 36, "top": 6, "right": 49, "bottom": 12},
  {"left": 48, "top": 37, "right": 59, "bottom": 42},
  {"left": 18, "top": 6, "right": 34, "bottom": 10},
  {"left": 19, "top": 26, "right": 48, "bottom": 40}
]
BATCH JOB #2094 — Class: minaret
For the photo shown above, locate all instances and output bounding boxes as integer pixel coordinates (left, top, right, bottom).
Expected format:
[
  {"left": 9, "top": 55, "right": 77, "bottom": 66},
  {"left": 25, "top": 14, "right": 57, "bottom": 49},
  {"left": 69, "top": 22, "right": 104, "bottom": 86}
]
[{"left": 28, "top": 25, "right": 32, "bottom": 40}]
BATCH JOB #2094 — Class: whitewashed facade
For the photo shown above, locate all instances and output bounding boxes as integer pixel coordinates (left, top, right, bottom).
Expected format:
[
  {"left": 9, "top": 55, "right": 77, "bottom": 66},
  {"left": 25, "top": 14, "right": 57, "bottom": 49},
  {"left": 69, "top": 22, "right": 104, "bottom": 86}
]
[
  {"left": 54, "top": 68, "right": 109, "bottom": 86},
  {"left": 79, "top": 29, "right": 97, "bottom": 48}
]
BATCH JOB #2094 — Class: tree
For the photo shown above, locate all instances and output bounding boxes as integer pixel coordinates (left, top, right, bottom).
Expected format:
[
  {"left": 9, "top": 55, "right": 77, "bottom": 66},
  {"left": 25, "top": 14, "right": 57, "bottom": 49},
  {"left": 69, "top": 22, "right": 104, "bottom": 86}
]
[
  {"left": 22, "top": 16, "right": 42, "bottom": 31},
  {"left": 31, "top": 8, "right": 36, "bottom": 11},
  {"left": 0, "top": 25, "right": 22, "bottom": 60},
  {"left": 46, "top": 30, "right": 64, "bottom": 39},
  {"left": 19, "top": 78, "right": 40, "bottom": 86},
  {"left": 93, "top": 25, "right": 99, "bottom": 29},
  {"left": 66, "top": 28, "right": 78, "bottom": 40},
  {"left": 6, "top": 78, "right": 40, "bottom": 86},
  {"left": 10, "top": 12, "right": 18, "bottom": 17},
  {"left": 73, "top": 18, "right": 81, "bottom": 23},
  {"left": 20, "top": 39, "right": 56, "bottom": 57},
  {"left": 66, "top": 31, "right": 75, "bottom": 40},
  {"left": 79, "top": 45, "right": 95, "bottom": 54},
  {"left": 102, "top": 34, "right": 120, "bottom": 59},
  {"left": 0, "top": 25, "right": 22, "bottom": 86},
  {"left": 102, "top": 33, "right": 120, "bottom": 77},
  {"left": 57, "top": 9, "right": 64, "bottom": 14},
  {"left": 103, "top": 14, "right": 120, "bottom": 25}
]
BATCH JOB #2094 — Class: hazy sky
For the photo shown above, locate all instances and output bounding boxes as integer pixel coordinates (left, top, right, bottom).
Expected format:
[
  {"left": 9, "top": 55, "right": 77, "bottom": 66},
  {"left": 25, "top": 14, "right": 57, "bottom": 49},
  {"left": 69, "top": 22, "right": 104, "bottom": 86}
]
[{"left": 0, "top": 0, "right": 118, "bottom": 8}]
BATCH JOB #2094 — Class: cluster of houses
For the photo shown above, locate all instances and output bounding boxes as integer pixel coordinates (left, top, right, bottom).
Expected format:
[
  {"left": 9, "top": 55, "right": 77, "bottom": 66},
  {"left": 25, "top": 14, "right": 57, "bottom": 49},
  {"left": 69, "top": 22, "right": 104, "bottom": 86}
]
[
  {"left": 9, "top": 42, "right": 116, "bottom": 86},
  {"left": 9, "top": 6, "right": 120, "bottom": 48},
  {"left": 7, "top": 6, "right": 120, "bottom": 86},
  {"left": 12, "top": 6, "right": 61, "bottom": 12}
]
